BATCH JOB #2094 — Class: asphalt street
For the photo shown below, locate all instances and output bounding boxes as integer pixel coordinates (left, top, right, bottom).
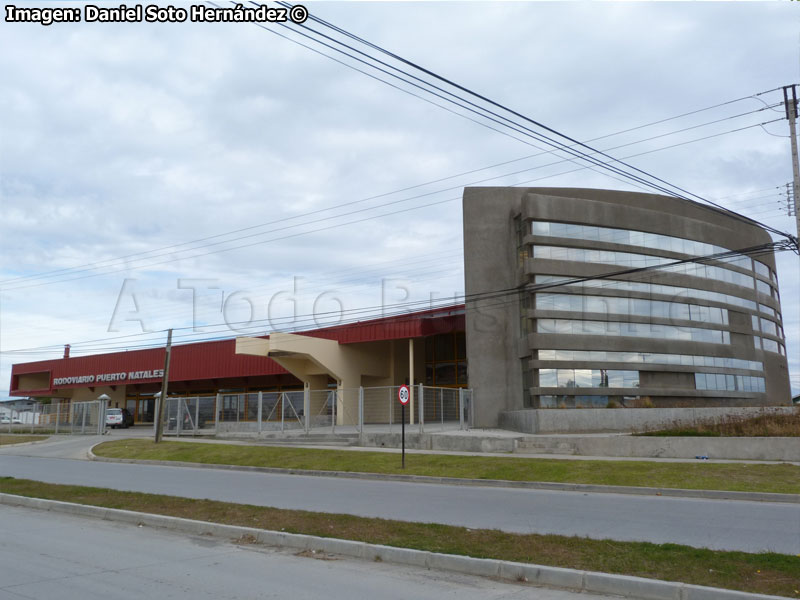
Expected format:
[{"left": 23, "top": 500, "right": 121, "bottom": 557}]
[
  {"left": 0, "top": 504, "right": 621, "bottom": 600},
  {"left": 1, "top": 446, "right": 798, "bottom": 554}
]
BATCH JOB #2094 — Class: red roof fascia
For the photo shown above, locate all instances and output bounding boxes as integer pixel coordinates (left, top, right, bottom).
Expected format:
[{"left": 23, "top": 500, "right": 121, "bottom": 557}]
[{"left": 10, "top": 304, "right": 465, "bottom": 394}]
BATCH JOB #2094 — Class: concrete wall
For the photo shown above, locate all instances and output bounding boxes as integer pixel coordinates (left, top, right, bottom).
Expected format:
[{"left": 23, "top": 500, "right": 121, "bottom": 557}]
[
  {"left": 70, "top": 385, "right": 127, "bottom": 405},
  {"left": 463, "top": 188, "right": 525, "bottom": 427},
  {"left": 361, "top": 432, "right": 518, "bottom": 453},
  {"left": 500, "top": 406, "right": 797, "bottom": 434}
]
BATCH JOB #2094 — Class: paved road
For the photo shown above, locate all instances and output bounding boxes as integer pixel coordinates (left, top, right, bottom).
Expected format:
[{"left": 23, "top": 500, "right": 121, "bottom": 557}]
[
  {"left": 0, "top": 504, "right": 619, "bottom": 600},
  {"left": 1, "top": 452, "right": 798, "bottom": 554}
]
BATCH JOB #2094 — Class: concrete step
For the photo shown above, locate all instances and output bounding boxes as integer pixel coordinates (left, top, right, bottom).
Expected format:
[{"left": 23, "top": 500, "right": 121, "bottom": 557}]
[{"left": 515, "top": 439, "right": 579, "bottom": 455}]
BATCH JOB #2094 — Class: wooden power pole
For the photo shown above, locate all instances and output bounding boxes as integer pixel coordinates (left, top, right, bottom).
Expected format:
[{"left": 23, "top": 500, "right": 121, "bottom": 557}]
[{"left": 154, "top": 328, "right": 173, "bottom": 443}]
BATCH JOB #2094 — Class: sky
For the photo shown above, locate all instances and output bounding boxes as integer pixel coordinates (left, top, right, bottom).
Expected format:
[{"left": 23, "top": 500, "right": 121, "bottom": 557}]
[{"left": 1, "top": 1, "right": 798, "bottom": 399}]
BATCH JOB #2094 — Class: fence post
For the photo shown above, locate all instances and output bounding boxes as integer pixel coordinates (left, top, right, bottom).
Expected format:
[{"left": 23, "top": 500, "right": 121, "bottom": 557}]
[
  {"left": 81, "top": 404, "right": 87, "bottom": 434},
  {"left": 458, "top": 388, "right": 464, "bottom": 430},
  {"left": 418, "top": 384, "right": 424, "bottom": 434},
  {"left": 176, "top": 399, "right": 182, "bottom": 437},
  {"left": 215, "top": 393, "right": 221, "bottom": 434},
  {"left": 70, "top": 405, "right": 75, "bottom": 435},
  {"left": 469, "top": 389, "right": 474, "bottom": 429},
  {"left": 303, "top": 383, "right": 310, "bottom": 434},
  {"left": 331, "top": 390, "right": 337, "bottom": 434},
  {"left": 55, "top": 402, "right": 60, "bottom": 435},
  {"left": 31, "top": 404, "right": 36, "bottom": 434},
  {"left": 281, "top": 392, "right": 285, "bottom": 433},
  {"left": 194, "top": 398, "right": 199, "bottom": 437},
  {"left": 358, "top": 386, "right": 364, "bottom": 444},
  {"left": 257, "top": 391, "right": 263, "bottom": 434}
]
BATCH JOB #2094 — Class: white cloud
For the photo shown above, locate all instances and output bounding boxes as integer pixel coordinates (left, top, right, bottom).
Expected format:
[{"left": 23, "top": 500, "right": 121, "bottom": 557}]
[{"left": 1, "top": 1, "right": 798, "bottom": 397}]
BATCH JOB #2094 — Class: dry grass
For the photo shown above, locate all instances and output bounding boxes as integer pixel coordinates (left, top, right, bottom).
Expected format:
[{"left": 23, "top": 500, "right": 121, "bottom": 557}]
[
  {"left": 93, "top": 439, "right": 800, "bottom": 494},
  {"left": 1, "top": 477, "right": 798, "bottom": 597},
  {"left": 0, "top": 435, "right": 47, "bottom": 446},
  {"left": 640, "top": 409, "right": 800, "bottom": 437}
]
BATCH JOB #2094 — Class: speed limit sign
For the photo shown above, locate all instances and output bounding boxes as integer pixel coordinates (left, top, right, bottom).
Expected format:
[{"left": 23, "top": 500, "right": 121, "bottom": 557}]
[{"left": 398, "top": 384, "right": 410, "bottom": 405}]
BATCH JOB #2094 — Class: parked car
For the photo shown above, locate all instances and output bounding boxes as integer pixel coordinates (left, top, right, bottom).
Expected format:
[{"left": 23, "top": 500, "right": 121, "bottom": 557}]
[
  {"left": 105, "top": 408, "right": 134, "bottom": 429},
  {"left": 12, "top": 418, "right": 22, "bottom": 425},
  {"left": 0, "top": 416, "right": 10, "bottom": 424}
]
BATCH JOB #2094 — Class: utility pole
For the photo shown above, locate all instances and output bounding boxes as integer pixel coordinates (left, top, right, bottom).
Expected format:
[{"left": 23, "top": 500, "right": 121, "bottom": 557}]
[
  {"left": 154, "top": 328, "right": 173, "bottom": 443},
  {"left": 783, "top": 85, "right": 800, "bottom": 247}
]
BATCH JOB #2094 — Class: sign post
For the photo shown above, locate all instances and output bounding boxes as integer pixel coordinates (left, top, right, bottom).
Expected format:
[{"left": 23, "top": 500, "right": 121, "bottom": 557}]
[{"left": 398, "top": 385, "right": 410, "bottom": 469}]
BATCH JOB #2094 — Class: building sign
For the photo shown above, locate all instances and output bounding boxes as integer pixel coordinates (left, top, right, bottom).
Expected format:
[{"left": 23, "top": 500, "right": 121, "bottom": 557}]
[{"left": 52, "top": 369, "right": 164, "bottom": 386}]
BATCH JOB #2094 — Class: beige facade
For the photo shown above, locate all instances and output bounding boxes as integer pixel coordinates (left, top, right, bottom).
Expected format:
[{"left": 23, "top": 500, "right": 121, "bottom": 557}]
[{"left": 236, "top": 333, "right": 427, "bottom": 425}]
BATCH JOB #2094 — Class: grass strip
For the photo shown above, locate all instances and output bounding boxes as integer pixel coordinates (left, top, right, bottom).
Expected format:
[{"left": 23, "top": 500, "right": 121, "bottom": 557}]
[
  {"left": 1, "top": 477, "right": 798, "bottom": 597},
  {"left": 0, "top": 435, "right": 47, "bottom": 446},
  {"left": 94, "top": 439, "right": 800, "bottom": 495},
  {"left": 638, "top": 410, "right": 800, "bottom": 437}
]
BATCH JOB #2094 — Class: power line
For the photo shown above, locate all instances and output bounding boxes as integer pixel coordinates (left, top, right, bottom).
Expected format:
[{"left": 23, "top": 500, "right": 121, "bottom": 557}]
[
  {"left": 3, "top": 240, "right": 790, "bottom": 356},
  {"left": 273, "top": 1, "right": 795, "bottom": 244},
  {"left": 0, "top": 115, "right": 784, "bottom": 292}
]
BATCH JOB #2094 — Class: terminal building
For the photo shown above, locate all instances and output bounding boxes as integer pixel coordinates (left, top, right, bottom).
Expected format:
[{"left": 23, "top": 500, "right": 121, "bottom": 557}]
[
  {"left": 8, "top": 187, "right": 793, "bottom": 428},
  {"left": 9, "top": 307, "right": 466, "bottom": 424},
  {"left": 464, "top": 187, "right": 790, "bottom": 426}
]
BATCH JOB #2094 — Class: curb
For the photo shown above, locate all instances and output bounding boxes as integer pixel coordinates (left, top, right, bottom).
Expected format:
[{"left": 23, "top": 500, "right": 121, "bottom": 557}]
[
  {"left": 0, "top": 492, "right": 786, "bottom": 600},
  {"left": 88, "top": 448, "right": 800, "bottom": 504}
]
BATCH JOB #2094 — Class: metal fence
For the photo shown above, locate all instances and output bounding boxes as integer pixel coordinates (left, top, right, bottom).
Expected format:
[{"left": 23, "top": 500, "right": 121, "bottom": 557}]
[
  {"left": 162, "top": 396, "right": 217, "bottom": 436},
  {"left": 163, "top": 392, "right": 307, "bottom": 437},
  {"left": 1, "top": 400, "right": 106, "bottom": 435},
  {"left": 1, "top": 386, "right": 472, "bottom": 439},
  {"left": 164, "top": 385, "right": 473, "bottom": 437}
]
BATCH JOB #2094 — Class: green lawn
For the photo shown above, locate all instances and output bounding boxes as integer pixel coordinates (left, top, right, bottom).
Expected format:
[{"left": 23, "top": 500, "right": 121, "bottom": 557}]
[
  {"left": 93, "top": 439, "right": 800, "bottom": 494},
  {"left": 1, "top": 477, "right": 797, "bottom": 598}
]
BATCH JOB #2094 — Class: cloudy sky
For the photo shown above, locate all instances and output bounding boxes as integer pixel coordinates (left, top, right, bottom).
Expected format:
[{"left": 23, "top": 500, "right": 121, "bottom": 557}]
[{"left": 1, "top": 1, "right": 798, "bottom": 398}]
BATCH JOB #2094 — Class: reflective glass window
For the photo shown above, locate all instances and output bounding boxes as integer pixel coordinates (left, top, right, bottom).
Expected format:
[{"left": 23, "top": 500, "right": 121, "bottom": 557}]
[
  {"left": 533, "top": 247, "right": 754, "bottom": 289},
  {"left": 695, "top": 372, "right": 765, "bottom": 392},
  {"left": 762, "top": 338, "right": 779, "bottom": 353},
  {"left": 536, "top": 319, "right": 729, "bottom": 343},
  {"left": 534, "top": 349, "right": 762, "bottom": 372},
  {"left": 530, "top": 221, "right": 762, "bottom": 275},
  {"left": 759, "top": 318, "right": 777, "bottom": 337},
  {"left": 759, "top": 304, "right": 775, "bottom": 318},
  {"left": 536, "top": 293, "right": 728, "bottom": 325},
  {"left": 532, "top": 222, "right": 550, "bottom": 235},
  {"left": 539, "top": 369, "right": 557, "bottom": 387},
  {"left": 574, "top": 369, "right": 593, "bottom": 387},
  {"left": 695, "top": 373, "right": 707, "bottom": 390},
  {"left": 534, "top": 276, "right": 757, "bottom": 310},
  {"left": 557, "top": 369, "right": 575, "bottom": 387}
]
